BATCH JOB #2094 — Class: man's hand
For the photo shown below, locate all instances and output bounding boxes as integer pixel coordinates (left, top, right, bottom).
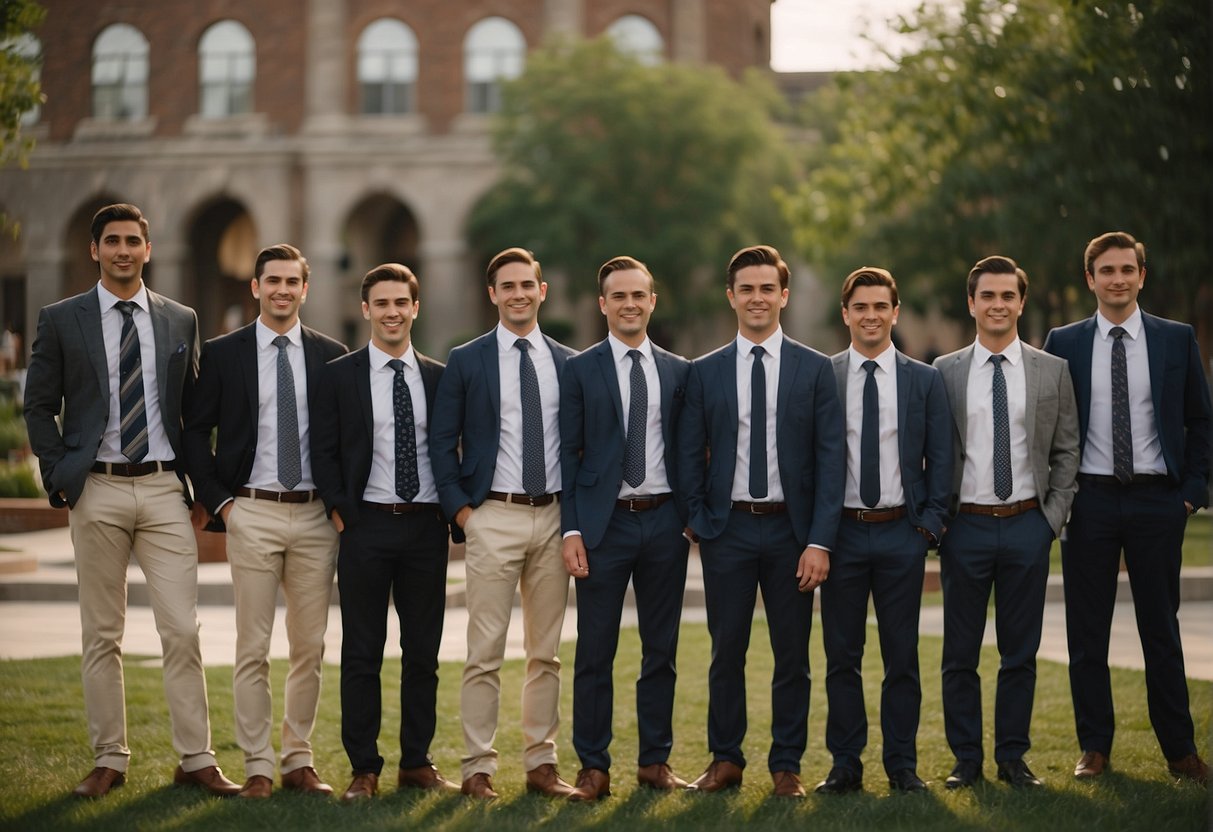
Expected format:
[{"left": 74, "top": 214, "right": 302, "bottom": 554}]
[
  {"left": 189, "top": 501, "right": 209, "bottom": 530},
  {"left": 796, "top": 545, "right": 830, "bottom": 593},
  {"left": 562, "top": 534, "right": 589, "bottom": 578},
  {"left": 219, "top": 501, "right": 233, "bottom": 525},
  {"left": 331, "top": 508, "right": 345, "bottom": 533},
  {"left": 682, "top": 526, "right": 699, "bottom": 544},
  {"left": 455, "top": 505, "right": 473, "bottom": 529}
]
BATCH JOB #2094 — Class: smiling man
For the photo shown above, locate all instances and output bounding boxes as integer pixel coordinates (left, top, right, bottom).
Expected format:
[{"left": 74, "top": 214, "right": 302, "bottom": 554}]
[{"left": 184, "top": 243, "right": 347, "bottom": 798}]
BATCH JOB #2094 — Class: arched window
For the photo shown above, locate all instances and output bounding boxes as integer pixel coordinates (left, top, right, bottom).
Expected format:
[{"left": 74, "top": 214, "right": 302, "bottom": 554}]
[
  {"left": 464, "top": 17, "right": 525, "bottom": 114},
  {"left": 91, "top": 23, "right": 149, "bottom": 120},
  {"left": 606, "top": 14, "right": 664, "bottom": 65},
  {"left": 199, "top": 20, "right": 255, "bottom": 117},
  {"left": 8, "top": 33, "right": 41, "bottom": 126},
  {"left": 357, "top": 18, "right": 418, "bottom": 115}
]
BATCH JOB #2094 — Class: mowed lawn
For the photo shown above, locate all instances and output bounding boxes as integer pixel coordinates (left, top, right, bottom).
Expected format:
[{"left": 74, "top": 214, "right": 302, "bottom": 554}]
[{"left": 0, "top": 616, "right": 1208, "bottom": 831}]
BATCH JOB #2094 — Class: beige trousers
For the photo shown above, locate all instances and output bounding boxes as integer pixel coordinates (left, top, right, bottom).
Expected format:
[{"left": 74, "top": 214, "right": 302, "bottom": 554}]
[
  {"left": 225, "top": 496, "right": 338, "bottom": 779},
  {"left": 69, "top": 470, "right": 215, "bottom": 773},
  {"left": 460, "top": 499, "right": 569, "bottom": 779}
]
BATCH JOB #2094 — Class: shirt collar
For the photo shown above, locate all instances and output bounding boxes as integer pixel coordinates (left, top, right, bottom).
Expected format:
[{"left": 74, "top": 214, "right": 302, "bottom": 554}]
[
  {"left": 973, "top": 336, "right": 1022, "bottom": 367},
  {"left": 368, "top": 341, "right": 415, "bottom": 371},
  {"left": 256, "top": 318, "right": 303, "bottom": 350},
  {"left": 496, "top": 323, "right": 545, "bottom": 353},
  {"left": 97, "top": 281, "right": 149, "bottom": 314},
  {"left": 736, "top": 326, "right": 783, "bottom": 359},
  {"left": 1096, "top": 306, "right": 1142, "bottom": 340},
  {"left": 607, "top": 333, "right": 652, "bottom": 365},
  {"left": 848, "top": 342, "right": 896, "bottom": 375}
]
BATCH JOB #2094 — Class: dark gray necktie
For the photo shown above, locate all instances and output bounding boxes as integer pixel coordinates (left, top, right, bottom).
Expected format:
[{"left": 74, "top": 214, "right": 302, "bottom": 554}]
[
  {"left": 114, "top": 301, "right": 148, "bottom": 463},
  {"left": 274, "top": 335, "right": 301, "bottom": 490},
  {"left": 388, "top": 358, "right": 419, "bottom": 501},
  {"left": 623, "top": 349, "right": 646, "bottom": 488},
  {"left": 516, "top": 339, "right": 546, "bottom": 496},
  {"left": 860, "top": 359, "right": 880, "bottom": 508},
  {"left": 990, "top": 354, "right": 1012, "bottom": 501},
  {"left": 749, "top": 345, "right": 767, "bottom": 499},
  {"left": 1110, "top": 326, "right": 1134, "bottom": 483}
]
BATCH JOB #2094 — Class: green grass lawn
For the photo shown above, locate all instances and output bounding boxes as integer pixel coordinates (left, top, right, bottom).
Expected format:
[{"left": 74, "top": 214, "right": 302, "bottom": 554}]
[{"left": 0, "top": 619, "right": 1208, "bottom": 831}]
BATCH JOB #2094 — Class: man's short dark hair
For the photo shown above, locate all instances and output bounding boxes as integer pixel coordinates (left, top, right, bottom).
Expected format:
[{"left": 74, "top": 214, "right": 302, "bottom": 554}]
[
  {"left": 361, "top": 263, "right": 419, "bottom": 304},
  {"left": 841, "top": 266, "right": 899, "bottom": 308},
  {"left": 91, "top": 203, "right": 149, "bottom": 244},
  {"left": 486, "top": 247, "right": 541, "bottom": 287},
  {"left": 255, "top": 244, "right": 310, "bottom": 283},
  {"left": 1084, "top": 231, "right": 1145, "bottom": 275},
  {"left": 967, "top": 255, "right": 1027, "bottom": 299},
  {"left": 727, "top": 245, "right": 789, "bottom": 291},
  {"left": 597, "top": 255, "right": 654, "bottom": 295}
]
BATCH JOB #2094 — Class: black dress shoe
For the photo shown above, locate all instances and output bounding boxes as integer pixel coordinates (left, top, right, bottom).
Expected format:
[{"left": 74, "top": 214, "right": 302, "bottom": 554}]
[
  {"left": 996, "top": 759, "right": 1043, "bottom": 788},
  {"left": 887, "top": 768, "right": 927, "bottom": 793},
  {"left": 814, "top": 766, "right": 863, "bottom": 794},
  {"left": 945, "top": 760, "right": 983, "bottom": 790}
]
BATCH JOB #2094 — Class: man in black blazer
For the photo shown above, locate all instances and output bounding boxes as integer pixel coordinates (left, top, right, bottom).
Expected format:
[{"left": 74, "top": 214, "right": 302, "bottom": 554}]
[
  {"left": 311, "top": 264, "right": 458, "bottom": 801},
  {"left": 815, "top": 267, "right": 951, "bottom": 796},
  {"left": 183, "top": 244, "right": 347, "bottom": 798},
  {"left": 559, "top": 256, "right": 692, "bottom": 801},
  {"left": 1044, "top": 232, "right": 1211, "bottom": 785},
  {"left": 25, "top": 203, "right": 239, "bottom": 799},
  {"left": 678, "top": 244, "right": 845, "bottom": 798}
]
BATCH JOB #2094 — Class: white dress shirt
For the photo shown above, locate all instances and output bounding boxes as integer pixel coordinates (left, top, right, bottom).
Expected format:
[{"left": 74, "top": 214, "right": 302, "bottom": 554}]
[
  {"left": 960, "top": 338, "right": 1036, "bottom": 504},
  {"left": 843, "top": 344, "right": 904, "bottom": 509},
  {"left": 246, "top": 318, "right": 316, "bottom": 491},
  {"left": 363, "top": 342, "right": 439, "bottom": 504},
  {"left": 732, "top": 328, "right": 785, "bottom": 502},
  {"left": 489, "top": 323, "right": 562, "bottom": 494},
  {"left": 608, "top": 334, "right": 670, "bottom": 498}
]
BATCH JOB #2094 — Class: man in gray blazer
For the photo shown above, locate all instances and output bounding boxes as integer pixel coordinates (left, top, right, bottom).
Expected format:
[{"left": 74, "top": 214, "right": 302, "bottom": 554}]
[
  {"left": 932, "top": 256, "right": 1079, "bottom": 790},
  {"left": 24, "top": 203, "right": 239, "bottom": 799}
]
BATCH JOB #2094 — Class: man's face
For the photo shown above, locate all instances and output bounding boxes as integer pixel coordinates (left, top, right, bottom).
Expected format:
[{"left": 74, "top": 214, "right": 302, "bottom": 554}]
[
  {"left": 727, "top": 264, "right": 788, "bottom": 340},
  {"left": 968, "top": 271, "right": 1024, "bottom": 341},
  {"left": 488, "top": 261, "right": 546, "bottom": 334},
  {"left": 1086, "top": 246, "right": 1144, "bottom": 319},
  {"left": 599, "top": 268, "right": 655, "bottom": 343},
  {"left": 251, "top": 258, "right": 308, "bottom": 329},
  {"left": 91, "top": 220, "right": 150, "bottom": 289},
  {"left": 842, "top": 284, "right": 898, "bottom": 355},
  {"left": 363, "top": 279, "right": 417, "bottom": 354}
]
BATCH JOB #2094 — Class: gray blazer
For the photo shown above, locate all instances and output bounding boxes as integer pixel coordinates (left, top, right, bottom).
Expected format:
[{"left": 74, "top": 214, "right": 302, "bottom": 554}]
[
  {"left": 24, "top": 285, "right": 199, "bottom": 508},
  {"left": 933, "top": 341, "right": 1079, "bottom": 535}
]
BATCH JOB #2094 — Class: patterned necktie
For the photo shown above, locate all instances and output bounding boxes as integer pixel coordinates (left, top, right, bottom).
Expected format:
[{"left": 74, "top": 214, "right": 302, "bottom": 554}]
[
  {"left": 623, "top": 349, "right": 646, "bottom": 488},
  {"left": 749, "top": 345, "right": 768, "bottom": 500},
  {"left": 516, "top": 339, "right": 546, "bottom": 496},
  {"left": 274, "top": 335, "right": 302, "bottom": 490},
  {"left": 860, "top": 359, "right": 880, "bottom": 508},
  {"left": 990, "top": 354, "right": 1012, "bottom": 501},
  {"left": 388, "top": 358, "right": 420, "bottom": 501},
  {"left": 114, "top": 301, "right": 148, "bottom": 462},
  {"left": 1110, "top": 326, "right": 1134, "bottom": 484}
]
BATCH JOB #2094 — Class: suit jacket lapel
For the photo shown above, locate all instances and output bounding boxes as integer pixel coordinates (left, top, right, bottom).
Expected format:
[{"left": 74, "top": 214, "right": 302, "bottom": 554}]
[
  {"left": 776, "top": 340, "right": 800, "bottom": 438},
  {"left": 1141, "top": 313, "right": 1167, "bottom": 424},
  {"left": 655, "top": 348, "right": 677, "bottom": 443},
  {"left": 943, "top": 347, "right": 973, "bottom": 442},
  {"left": 76, "top": 287, "right": 108, "bottom": 400},
  {"left": 895, "top": 350, "right": 911, "bottom": 454},
  {"left": 147, "top": 291, "right": 172, "bottom": 411},
  {"left": 831, "top": 352, "right": 848, "bottom": 410},
  {"left": 720, "top": 342, "right": 739, "bottom": 430},
  {"left": 354, "top": 347, "right": 374, "bottom": 440},
  {"left": 239, "top": 323, "right": 258, "bottom": 418},
  {"left": 480, "top": 332, "right": 501, "bottom": 417},
  {"left": 593, "top": 341, "right": 625, "bottom": 431},
  {"left": 1022, "top": 347, "right": 1040, "bottom": 452}
]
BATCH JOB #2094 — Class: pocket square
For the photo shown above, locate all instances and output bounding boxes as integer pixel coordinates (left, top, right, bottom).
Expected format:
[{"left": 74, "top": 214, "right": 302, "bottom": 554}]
[{"left": 175, "top": 342, "right": 187, "bottom": 354}]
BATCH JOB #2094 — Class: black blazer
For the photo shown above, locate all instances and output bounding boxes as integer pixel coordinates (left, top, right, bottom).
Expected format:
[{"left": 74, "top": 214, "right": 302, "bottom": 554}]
[{"left": 183, "top": 320, "right": 347, "bottom": 520}]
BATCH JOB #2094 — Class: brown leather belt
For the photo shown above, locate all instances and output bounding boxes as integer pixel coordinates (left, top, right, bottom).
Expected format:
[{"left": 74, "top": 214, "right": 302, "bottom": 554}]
[
  {"left": 91, "top": 460, "right": 177, "bottom": 477},
  {"left": 362, "top": 501, "right": 441, "bottom": 516},
  {"left": 731, "top": 501, "right": 787, "bottom": 515},
  {"left": 843, "top": 505, "right": 907, "bottom": 523},
  {"left": 958, "top": 498, "right": 1039, "bottom": 518},
  {"left": 486, "top": 491, "right": 559, "bottom": 507},
  {"left": 615, "top": 494, "right": 673, "bottom": 512},
  {"left": 234, "top": 487, "right": 319, "bottom": 504},
  {"left": 1078, "top": 473, "right": 1169, "bottom": 487}
]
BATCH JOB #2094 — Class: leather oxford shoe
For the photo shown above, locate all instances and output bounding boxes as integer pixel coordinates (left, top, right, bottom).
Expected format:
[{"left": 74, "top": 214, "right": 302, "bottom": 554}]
[
  {"left": 238, "top": 775, "right": 273, "bottom": 799},
  {"left": 341, "top": 772, "right": 378, "bottom": 801},
  {"left": 174, "top": 764, "right": 242, "bottom": 797},
  {"left": 1074, "top": 751, "right": 1108, "bottom": 779},
  {"left": 637, "top": 763, "right": 687, "bottom": 790},
  {"left": 814, "top": 766, "right": 862, "bottom": 795},
  {"left": 569, "top": 768, "right": 611, "bottom": 802},
  {"left": 888, "top": 768, "right": 927, "bottom": 793},
  {"left": 1167, "top": 753, "right": 1209, "bottom": 785},
  {"left": 73, "top": 766, "right": 125, "bottom": 799},
  {"left": 398, "top": 764, "right": 459, "bottom": 793},
  {"left": 771, "top": 770, "right": 805, "bottom": 798},
  {"left": 461, "top": 772, "right": 498, "bottom": 800},
  {"left": 526, "top": 763, "right": 576, "bottom": 797},
  {"left": 686, "top": 760, "right": 743, "bottom": 792},
  {"left": 945, "top": 760, "right": 983, "bottom": 790},
  {"left": 282, "top": 765, "right": 333, "bottom": 796},
  {"left": 997, "top": 759, "right": 1043, "bottom": 788}
]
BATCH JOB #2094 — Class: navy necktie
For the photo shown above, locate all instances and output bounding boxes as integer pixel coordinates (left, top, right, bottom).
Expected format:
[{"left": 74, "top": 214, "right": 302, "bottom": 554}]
[
  {"left": 114, "top": 301, "right": 148, "bottom": 463},
  {"left": 388, "top": 358, "right": 419, "bottom": 501},
  {"left": 623, "top": 349, "right": 646, "bottom": 488},
  {"left": 516, "top": 339, "right": 546, "bottom": 496},
  {"left": 749, "top": 345, "right": 768, "bottom": 499},
  {"left": 860, "top": 359, "right": 880, "bottom": 508},
  {"left": 274, "top": 335, "right": 302, "bottom": 490},
  {"left": 990, "top": 354, "right": 1012, "bottom": 501},
  {"left": 1110, "top": 326, "right": 1134, "bottom": 483}
]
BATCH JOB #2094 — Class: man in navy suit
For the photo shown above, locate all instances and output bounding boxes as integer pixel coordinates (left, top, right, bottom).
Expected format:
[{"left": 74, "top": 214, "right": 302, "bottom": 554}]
[
  {"left": 815, "top": 267, "right": 951, "bottom": 796},
  {"left": 559, "top": 256, "right": 692, "bottom": 801},
  {"left": 678, "top": 244, "right": 845, "bottom": 798},
  {"left": 1044, "top": 232, "right": 1210, "bottom": 785},
  {"left": 429, "top": 247, "right": 577, "bottom": 799},
  {"left": 183, "top": 244, "right": 347, "bottom": 798},
  {"left": 311, "top": 264, "right": 458, "bottom": 801}
]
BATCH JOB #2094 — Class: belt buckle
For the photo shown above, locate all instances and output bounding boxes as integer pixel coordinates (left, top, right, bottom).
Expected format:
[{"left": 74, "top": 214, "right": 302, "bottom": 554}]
[
  {"left": 991, "top": 504, "right": 1012, "bottom": 518},
  {"left": 625, "top": 498, "right": 642, "bottom": 512},
  {"left": 748, "top": 503, "right": 763, "bottom": 515},
  {"left": 855, "top": 508, "right": 871, "bottom": 522}
]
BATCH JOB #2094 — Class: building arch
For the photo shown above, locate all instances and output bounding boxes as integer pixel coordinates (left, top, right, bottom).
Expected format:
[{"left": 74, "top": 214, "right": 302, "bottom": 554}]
[
  {"left": 62, "top": 195, "right": 126, "bottom": 298},
  {"left": 184, "top": 196, "right": 259, "bottom": 339},
  {"left": 606, "top": 14, "right": 664, "bottom": 64},
  {"left": 338, "top": 192, "right": 421, "bottom": 346}
]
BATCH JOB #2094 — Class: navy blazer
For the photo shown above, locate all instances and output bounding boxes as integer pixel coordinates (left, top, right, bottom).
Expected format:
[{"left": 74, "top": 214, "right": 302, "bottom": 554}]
[
  {"left": 311, "top": 345, "right": 446, "bottom": 528},
  {"left": 678, "top": 335, "right": 845, "bottom": 549},
  {"left": 429, "top": 328, "right": 575, "bottom": 520},
  {"left": 559, "top": 338, "right": 691, "bottom": 549},
  {"left": 1044, "top": 311, "right": 1212, "bottom": 509},
  {"left": 830, "top": 349, "right": 952, "bottom": 538},
  {"left": 182, "top": 320, "right": 348, "bottom": 519}
]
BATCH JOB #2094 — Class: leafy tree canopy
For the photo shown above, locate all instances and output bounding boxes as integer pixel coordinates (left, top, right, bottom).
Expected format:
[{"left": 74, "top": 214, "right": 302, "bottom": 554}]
[{"left": 0, "top": 0, "right": 44, "bottom": 169}]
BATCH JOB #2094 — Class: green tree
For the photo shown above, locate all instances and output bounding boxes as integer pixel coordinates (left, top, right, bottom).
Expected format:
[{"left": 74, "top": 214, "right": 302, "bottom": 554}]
[
  {"left": 0, "top": 0, "right": 44, "bottom": 170},
  {"left": 468, "top": 37, "right": 794, "bottom": 332}
]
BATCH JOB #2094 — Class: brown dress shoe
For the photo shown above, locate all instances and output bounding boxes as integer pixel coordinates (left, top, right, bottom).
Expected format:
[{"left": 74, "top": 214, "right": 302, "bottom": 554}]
[
  {"left": 686, "top": 760, "right": 743, "bottom": 793},
  {"left": 174, "top": 765, "right": 242, "bottom": 797},
  {"left": 238, "top": 775, "right": 273, "bottom": 799},
  {"left": 398, "top": 764, "right": 460, "bottom": 793},
  {"left": 1167, "top": 753, "right": 1209, "bottom": 785},
  {"left": 637, "top": 763, "right": 688, "bottom": 790},
  {"left": 771, "top": 770, "right": 805, "bottom": 798},
  {"left": 341, "top": 772, "right": 379, "bottom": 801},
  {"left": 73, "top": 766, "right": 125, "bottom": 799},
  {"left": 282, "top": 765, "right": 334, "bottom": 796},
  {"left": 1074, "top": 751, "right": 1109, "bottom": 779},
  {"left": 461, "top": 772, "right": 498, "bottom": 800},
  {"left": 526, "top": 763, "right": 576, "bottom": 798},
  {"left": 569, "top": 768, "right": 611, "bottom": 802}
]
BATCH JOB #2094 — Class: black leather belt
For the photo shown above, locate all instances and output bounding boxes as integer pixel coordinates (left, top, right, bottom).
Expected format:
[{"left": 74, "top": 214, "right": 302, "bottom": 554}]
[
  {"left": 1078, "top": 473, "right": 1169, "bottom": 487},
  {"left": 843, "top": 505, "right": 907, "bottom": 523},
  {"left": 958, "top": 498, "right": 1039, "bottom": 518},
  {"left": 234, "top": 487, "right": 319, "bottom": 504},
  {"left": 91, "top": 460, "right": 177, "bottom": 477},
  {"left": 486, "top": 491, "right": 559, "bottom": 507},
  {"left": 362, "top": 501, "right": 441, "bottom": 515},
  {"left": 615, "top": 494, "right": 672, "bottom": 512},
  {"left": 731, "top": 501, "right": 787, "bottom": 515}
]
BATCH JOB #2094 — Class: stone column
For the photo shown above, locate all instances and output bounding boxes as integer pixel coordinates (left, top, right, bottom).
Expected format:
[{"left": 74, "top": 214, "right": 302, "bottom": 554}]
[
  {"left": 304, "top": 0, "right": 348, "bottom": 132},
  {"left": 544, "top": 0, "right": 583, "bottom": 39},
  {"left": 671, "top": 0, "right": 706, "bottom": 64}
]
